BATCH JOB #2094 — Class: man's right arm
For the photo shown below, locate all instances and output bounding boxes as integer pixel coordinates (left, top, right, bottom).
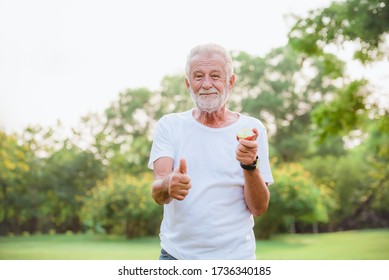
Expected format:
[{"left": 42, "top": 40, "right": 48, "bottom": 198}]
[{"left": 151, "top": 157, "right": 191, "bottom": 205}]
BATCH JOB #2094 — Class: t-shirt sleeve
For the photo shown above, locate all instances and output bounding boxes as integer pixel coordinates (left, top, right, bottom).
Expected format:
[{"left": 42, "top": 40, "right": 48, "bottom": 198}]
[
  {"left": 257, "top": 125, "right": 274, "bottom": 185},
  {"left": 148, "top": 117, "right": 175, "bottom": 170}
]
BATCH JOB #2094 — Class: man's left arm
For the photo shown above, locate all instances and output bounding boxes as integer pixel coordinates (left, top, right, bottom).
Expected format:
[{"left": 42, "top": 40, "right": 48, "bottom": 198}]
[
  {"left": 242, "top": 168, "right": 270, "bottom": 216},
  {"left": 236, "top": 128, "right": 270, "bottom": 216}
]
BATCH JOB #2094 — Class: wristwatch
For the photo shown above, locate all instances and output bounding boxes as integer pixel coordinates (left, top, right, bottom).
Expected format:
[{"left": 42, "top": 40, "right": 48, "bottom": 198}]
[{"left": 240, "top": 156, "right": 258, "bottom": 171}]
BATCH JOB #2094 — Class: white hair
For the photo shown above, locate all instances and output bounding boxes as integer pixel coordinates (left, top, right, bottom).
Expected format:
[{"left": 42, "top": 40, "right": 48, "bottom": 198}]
[{"left": 185, "top": 43, "right": 233, "bottom": 81}]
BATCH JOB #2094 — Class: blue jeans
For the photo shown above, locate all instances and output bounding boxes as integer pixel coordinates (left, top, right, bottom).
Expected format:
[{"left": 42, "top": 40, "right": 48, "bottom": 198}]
[{"left": 159, "top": 248, "right": 177, "bottom": 260}]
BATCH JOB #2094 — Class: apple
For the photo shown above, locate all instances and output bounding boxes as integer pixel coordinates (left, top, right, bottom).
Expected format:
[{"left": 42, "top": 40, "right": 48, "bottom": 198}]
[{"left": 237, "top": 127, "right": 255, "bottom": 140}]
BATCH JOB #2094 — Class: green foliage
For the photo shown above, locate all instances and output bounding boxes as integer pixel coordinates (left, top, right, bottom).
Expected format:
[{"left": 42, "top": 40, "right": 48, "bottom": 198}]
[
  {"left": 42, "top": 145, "right": 106, "bottom": 232},
  {"left": 81, "top": 173, "right": 162, "bottom": 238},
  {"left": 233, "top": 51, "right": 267, "bottom": 90},
  {"left": 154, "top": 74, "right": 193, "bottom": 119},
  {"left": 0, "top": 131, "right": 31, "bottom": 234},
  {"left": 234, "top": 45, "right": 347, "bottom": 161},
  {"left": 289, "top": 0, "right": 389, "bottom": 231},
  {"left": 312, "top": 80, "right": 369, "bottom": 143},
  {"left": 363, "top": 113, "right": 389, "bottom": 213},
  {"left": 0, "top": 127, "right": 106, "bottom": 235},
  {"left": 303, "top": 149, "right": 389, "bottom": 229},
  {"left": 366, "top": 112, "right": 389, "bottom": 161},
  {"left": 255, "top": 163, "right": 334, "bottom": 239},
  {"left": 289, "top": 0, "right": 389, "bottom": 63},
  {"left": 303, "top": 155, "right": 361, "bottom": 224},
  {"left": 95, "top": 88, "right": 154, "bottom": 173}
]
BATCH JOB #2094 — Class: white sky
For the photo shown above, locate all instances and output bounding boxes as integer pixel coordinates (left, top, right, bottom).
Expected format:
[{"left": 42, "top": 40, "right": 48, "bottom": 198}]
[{"left": 0, "top": 0, "right": 387, "bottom": 133}]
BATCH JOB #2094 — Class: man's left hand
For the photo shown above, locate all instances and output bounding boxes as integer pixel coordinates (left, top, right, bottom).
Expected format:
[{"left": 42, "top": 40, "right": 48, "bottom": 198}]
[{"left": 235, "top": 128, "right": 258, "bottom": 165}]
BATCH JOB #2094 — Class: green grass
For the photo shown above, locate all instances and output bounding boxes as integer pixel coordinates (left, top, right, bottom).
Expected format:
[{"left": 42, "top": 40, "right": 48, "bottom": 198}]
[
  {"left": 0, "top": 229, "right": 388, "bottom": 260},
  {"left": 255, "top": 229, "right": 389, "bottom": 259},
  {"left": 0, "top": 234, "right": 161, "bottom": 260}
]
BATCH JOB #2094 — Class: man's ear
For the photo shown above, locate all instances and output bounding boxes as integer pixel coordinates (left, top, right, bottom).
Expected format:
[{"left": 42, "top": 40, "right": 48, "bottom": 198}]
[
  {"left": 229, "top": 74, "right": 236, "bottom": 90},
  {"left": 185, "top": 78, "right": 190, "bottom": 91}
]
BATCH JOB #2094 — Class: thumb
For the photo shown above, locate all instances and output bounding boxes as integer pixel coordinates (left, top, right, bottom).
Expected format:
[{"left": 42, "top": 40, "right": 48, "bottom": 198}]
[
  {"left": 178, "top": 158, "right": 187, "bottom": 174},
  {"left": 251, "top": 127, "right": 259, "bottom": 141}
]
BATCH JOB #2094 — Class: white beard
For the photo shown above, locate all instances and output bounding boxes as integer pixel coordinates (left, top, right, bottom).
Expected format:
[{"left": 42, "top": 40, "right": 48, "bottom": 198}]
[{"left": 189, "top": 86, "right": 229, "bottom": 113}]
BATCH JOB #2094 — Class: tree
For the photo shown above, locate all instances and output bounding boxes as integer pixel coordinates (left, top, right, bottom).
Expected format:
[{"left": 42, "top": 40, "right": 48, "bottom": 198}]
[
  {"left": 0, "top": 131, "right": 31, "bottom": 234},
  {"left": 82, "top": 88, "right": 156, "bottom": 174},
  {"left": 287, "top": 0, "right": 389, "bottom": 231},
  {"left": 0, "top": 122, "right": 107, "bottom": 235},
  {"left": 287, "top": 0, "right": 389, "bottom": 145},
  {"left": 42, "top": 143, "right": 105, "bottom": 232},
  {"left": 80, "top": 79, "right": 193, "bottom": 175},
  {"left": 353, "top": 114, "right": 389, "bottom": 228},
  {"left": 233, "top": 46, "right": 348, "bottom": 161},
  {"left": 254, "top": 162, "right": 334, "bottom": 239},
  {"left": 153, "top": 74, "right": 193, "bottom": 120},
  {"left": 81, "top": 173, "right": 162, "bottom": 238},
  {"left": 311, "top": 79, "right": 370, "bottom": 143},
  {"left": 289, "top": 0, "right": 389, "bottom": 63}
]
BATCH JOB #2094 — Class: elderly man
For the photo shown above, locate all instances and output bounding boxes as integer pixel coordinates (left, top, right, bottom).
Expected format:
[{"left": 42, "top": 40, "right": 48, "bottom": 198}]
[{"left": 148, "top": 43, "right": 273, "bottom": 260}]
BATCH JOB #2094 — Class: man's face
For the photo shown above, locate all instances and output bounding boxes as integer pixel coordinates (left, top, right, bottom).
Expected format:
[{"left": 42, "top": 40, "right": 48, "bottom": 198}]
[{"left": 186, "top": 53, "right": 234, "bottom": 113}]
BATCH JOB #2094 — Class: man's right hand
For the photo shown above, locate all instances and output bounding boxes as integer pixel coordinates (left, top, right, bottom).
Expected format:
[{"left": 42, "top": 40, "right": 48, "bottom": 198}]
[{"left": 168, "top": 159, "right": 191, "bottom": 201}]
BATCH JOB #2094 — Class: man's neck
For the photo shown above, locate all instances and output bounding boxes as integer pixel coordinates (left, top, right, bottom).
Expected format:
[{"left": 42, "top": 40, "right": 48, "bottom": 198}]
[{"left": 192, "top": 107, "right": 239, "bottom": 128}]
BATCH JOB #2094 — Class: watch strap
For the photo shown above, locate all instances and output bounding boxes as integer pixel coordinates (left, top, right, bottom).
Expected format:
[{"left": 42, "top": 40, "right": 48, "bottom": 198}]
[{"left": 240, "top": 156, "right": 258, "bottom": 171}]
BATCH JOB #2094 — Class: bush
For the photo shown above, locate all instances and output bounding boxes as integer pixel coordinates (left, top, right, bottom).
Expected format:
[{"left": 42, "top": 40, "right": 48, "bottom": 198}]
[
  {"left": 254, "top": 162, "right": 334, "bottom": 239},
  {"left": 81, "top": 172, "right": 162, "bottom": 238}
]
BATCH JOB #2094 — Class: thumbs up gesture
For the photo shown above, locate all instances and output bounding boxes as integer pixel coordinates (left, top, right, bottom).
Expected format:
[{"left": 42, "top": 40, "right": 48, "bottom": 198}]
[{"left": 168, "top": 159, "right": 191, "bottom": 201}]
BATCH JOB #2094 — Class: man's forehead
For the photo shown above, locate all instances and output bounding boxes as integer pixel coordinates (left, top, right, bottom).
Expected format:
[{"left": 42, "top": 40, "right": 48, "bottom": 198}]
[{"left": 190, "top": 53, "right": 226, "bottom": 70}]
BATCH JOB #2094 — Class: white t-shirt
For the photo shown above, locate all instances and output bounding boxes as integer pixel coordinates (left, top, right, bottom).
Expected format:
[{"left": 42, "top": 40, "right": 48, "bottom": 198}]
[{"left": 148, "top": 109, "right": 274, "bottom": 260}]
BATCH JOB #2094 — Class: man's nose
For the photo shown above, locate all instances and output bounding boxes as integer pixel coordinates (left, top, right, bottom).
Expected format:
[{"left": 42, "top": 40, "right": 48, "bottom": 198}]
[{"left": 201, "top": 75, "right": 212, "bottom": 90}]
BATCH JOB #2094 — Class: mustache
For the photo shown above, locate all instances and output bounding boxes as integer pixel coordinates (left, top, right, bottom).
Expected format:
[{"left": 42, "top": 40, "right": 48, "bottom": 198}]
[{"left": 198, "top": 87, "right": 219, "bottom": 94}]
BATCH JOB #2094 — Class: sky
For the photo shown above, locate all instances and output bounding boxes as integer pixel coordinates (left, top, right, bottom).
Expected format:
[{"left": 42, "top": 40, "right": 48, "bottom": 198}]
[{"left": 0, "top": 0, "right": 387, "bottom": 133}]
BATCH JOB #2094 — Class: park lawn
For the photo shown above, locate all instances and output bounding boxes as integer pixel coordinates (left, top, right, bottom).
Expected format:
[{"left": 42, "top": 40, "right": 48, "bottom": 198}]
[
  {"left": 0, "top": 229, "right": 388, "bottom": 260},
  {"left": 0, "top": 234, "right": 161, "bottom": 260},
  {"left": 255, "top": 229, "right": 389, "bottom": 259}
]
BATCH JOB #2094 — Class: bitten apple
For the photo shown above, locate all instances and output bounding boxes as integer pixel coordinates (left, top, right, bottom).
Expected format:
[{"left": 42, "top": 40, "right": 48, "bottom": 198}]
[{"left": 237, "top": 128, "right": 255, "bottom": 141}]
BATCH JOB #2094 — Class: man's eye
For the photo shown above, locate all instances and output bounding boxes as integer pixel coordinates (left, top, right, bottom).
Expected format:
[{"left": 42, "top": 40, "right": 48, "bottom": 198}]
[
  {"left": 212, "top": 75, "right": 220, "bottom": 79},
  {"left": 194, "top": 75, "right": 203, "bottom": 80}
]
